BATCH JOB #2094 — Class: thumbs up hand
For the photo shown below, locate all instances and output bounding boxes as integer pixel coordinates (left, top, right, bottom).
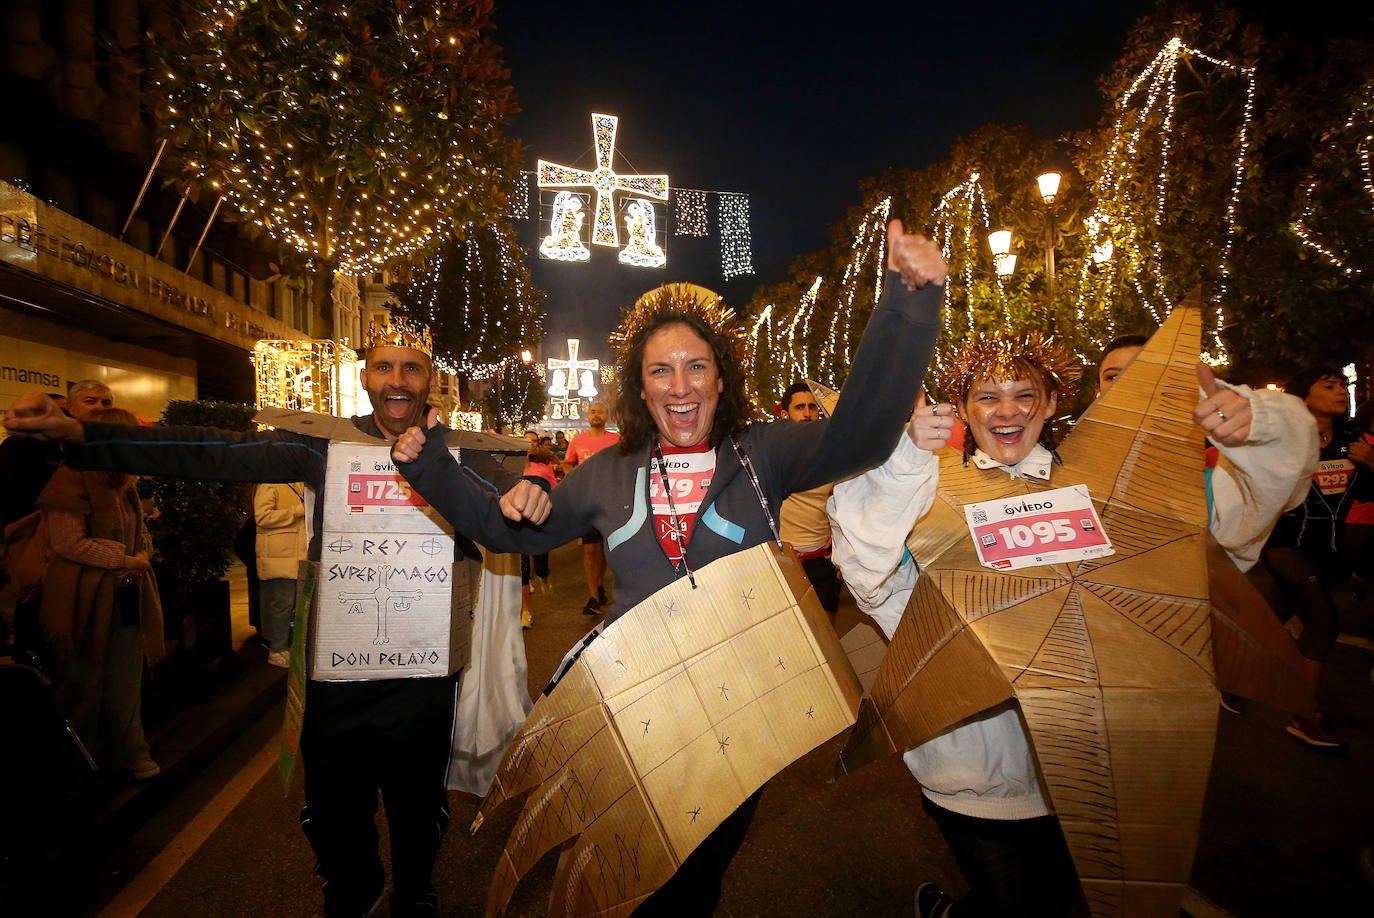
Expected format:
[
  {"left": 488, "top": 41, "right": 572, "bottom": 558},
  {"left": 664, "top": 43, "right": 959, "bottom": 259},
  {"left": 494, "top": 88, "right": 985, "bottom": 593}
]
[{"left": 1193, "top": 363, "right": 1252, "bottom": 447}]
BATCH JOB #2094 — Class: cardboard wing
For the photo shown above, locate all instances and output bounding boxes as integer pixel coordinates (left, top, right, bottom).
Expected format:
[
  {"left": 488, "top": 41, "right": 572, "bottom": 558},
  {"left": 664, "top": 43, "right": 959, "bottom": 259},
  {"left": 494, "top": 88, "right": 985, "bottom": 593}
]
[
  {"left": 475, "top": 542, "right": 861, "bottom": 917},
  {"left": 838, "top": 306, "right": 1317, "bottom": 916}
]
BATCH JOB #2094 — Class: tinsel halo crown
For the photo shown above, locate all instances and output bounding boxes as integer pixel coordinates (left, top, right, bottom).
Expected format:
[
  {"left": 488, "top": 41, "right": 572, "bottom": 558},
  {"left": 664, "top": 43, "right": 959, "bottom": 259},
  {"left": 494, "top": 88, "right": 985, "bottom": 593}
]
[
  {"left": 610, "top": 282, "right": 745, "bottom": 357},
  {"left": 935, "top": 330, "right": 1080, "bottom": 404},
  {"left": 363, "top": 315, "right": 433, "bottom": 357}
]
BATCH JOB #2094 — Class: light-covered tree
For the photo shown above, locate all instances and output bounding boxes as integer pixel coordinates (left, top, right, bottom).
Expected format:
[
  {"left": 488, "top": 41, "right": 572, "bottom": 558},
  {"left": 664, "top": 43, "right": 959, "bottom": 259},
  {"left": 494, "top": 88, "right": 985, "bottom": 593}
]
[{"left": 149, "top": 0, "right": 521, "bottom": 323}]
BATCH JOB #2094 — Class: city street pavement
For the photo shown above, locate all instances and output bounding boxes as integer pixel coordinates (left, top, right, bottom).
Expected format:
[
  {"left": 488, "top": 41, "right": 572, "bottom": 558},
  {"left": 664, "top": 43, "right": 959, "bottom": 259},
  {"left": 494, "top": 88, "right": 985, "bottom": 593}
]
[{"left": 13, "top": 542, "right": 1374, "bottom": 917}]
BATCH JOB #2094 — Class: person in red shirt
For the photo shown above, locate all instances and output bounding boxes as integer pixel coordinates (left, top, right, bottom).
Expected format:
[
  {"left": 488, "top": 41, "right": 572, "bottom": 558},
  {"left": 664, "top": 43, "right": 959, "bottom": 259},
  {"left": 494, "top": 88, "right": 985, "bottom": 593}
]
[{"left": 563, "top": 402, "right": 620, "bottom": 615}]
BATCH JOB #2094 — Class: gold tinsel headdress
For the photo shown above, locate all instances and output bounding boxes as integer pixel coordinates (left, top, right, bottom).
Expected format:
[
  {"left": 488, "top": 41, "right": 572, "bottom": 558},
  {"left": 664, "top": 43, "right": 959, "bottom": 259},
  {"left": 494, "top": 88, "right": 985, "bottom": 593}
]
[
  {"left": 610, "top": 283, "right": 744, "bottom": 357},
  {"left": 363, "top": 315, "right": 433, "bottom": 357},
  {"left": 935, "top": 330, "right": 1080, "bottom": 405}
]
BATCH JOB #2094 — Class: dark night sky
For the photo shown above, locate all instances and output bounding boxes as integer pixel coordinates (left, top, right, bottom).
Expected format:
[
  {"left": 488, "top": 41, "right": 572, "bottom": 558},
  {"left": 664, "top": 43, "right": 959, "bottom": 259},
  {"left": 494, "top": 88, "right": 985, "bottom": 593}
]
[
  {"left": 491, "top": 0, "right": 1156, "bottom": 364},
  {"left": 485, "top": 1, "right": 1301, "bottom": 365}
]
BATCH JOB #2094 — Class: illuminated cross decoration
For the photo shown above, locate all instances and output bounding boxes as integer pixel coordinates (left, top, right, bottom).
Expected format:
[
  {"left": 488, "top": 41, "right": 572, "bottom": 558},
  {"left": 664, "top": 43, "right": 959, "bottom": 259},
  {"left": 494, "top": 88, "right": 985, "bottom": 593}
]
[
  {"left": 539, "top": 113, "right": 669, "bottom": 247},
  {"left": 547, "top": 338, "right": 600, "bottom": 419}
]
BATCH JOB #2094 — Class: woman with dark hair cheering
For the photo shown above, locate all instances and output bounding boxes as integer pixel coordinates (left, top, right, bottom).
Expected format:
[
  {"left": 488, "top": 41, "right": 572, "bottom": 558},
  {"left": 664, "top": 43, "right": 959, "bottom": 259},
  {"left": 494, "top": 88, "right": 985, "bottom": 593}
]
[{"left": 394, "top": 221, "right": 945, "bottom": 914}]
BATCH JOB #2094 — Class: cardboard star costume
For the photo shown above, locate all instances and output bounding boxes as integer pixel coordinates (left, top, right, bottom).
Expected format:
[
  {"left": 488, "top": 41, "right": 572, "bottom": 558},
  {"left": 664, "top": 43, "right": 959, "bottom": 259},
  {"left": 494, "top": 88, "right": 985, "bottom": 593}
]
[{"left": 838, "top": 307, "right": 1317, "bottom": 915}]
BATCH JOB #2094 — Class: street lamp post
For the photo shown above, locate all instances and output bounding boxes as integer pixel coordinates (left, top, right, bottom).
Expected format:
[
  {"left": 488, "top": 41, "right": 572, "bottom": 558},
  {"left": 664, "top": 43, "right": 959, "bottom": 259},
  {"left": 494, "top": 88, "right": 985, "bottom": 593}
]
[{"left": 1036, "top": 171, "right": 1061, "bottom": 331}]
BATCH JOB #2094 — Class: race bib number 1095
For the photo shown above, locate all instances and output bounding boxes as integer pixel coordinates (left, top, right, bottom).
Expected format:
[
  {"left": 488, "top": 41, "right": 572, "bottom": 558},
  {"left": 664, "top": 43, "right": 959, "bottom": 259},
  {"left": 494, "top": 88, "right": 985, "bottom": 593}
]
[{"left": 963, "top": 484, "right": 1114, "bottom": 571}]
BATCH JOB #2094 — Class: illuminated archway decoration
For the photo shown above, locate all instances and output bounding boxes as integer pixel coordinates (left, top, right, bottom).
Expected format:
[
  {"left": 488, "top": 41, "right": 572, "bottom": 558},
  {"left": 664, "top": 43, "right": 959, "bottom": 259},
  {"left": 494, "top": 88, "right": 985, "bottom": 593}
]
[
  {"left": 618, "top": 199, "right": 667, "bottom": 268},
  {"left": 538, "top": 113, "right": 669, "bottom": 247},
  {"left": 547, "top": 338, "right": 600, "bottom": 419}
]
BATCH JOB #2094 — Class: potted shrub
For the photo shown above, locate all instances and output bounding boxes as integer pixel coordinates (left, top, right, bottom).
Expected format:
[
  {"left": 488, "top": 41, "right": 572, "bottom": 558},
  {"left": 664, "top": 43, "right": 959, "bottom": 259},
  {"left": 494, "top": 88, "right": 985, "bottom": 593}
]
[{"left": 147, "top": 400, "right": 256, "bottom": 665}]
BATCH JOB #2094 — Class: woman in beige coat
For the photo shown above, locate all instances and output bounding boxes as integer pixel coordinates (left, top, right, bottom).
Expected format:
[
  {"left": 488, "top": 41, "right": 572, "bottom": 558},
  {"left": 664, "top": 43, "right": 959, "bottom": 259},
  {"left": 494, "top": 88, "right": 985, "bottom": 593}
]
[
  {"left": 253, "top": 481, "right": 306, "bottom": 667},
  {"left": 39, "top": 406, "right": 164, "bottom": 780}
]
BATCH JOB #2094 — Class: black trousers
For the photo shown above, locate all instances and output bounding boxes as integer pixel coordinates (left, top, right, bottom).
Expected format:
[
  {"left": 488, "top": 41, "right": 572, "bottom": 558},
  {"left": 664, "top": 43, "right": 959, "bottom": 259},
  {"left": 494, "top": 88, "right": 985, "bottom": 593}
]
[
  {"left": 923, "top": 797, "right": 1082, "bottom": 917},
  {"left": 801, "top": 555, "right": 843, "bottom": 614},
  {"left": 300, "top": 675, "right": 457, "bottom": 916}
]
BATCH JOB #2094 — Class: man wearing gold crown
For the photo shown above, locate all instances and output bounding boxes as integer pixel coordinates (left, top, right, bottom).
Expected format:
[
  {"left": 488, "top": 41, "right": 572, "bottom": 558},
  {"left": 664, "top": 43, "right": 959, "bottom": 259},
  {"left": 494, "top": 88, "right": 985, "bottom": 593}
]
[{"left": 3, "top": 317, "right": 550, "bottom": 918}]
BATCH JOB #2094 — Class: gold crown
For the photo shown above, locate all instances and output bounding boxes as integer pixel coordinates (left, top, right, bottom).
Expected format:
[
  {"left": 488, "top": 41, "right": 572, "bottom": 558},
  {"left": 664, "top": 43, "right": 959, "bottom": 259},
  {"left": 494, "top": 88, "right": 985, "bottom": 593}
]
[
  {"left": 934, "top": 330, "right": 1080, "bottom": 405},
  {"left": 363, "top": 315, "right": 433, "bottom": 357},
  {"left": 610, "top": 282, "right": 743, "bottom": 356}
]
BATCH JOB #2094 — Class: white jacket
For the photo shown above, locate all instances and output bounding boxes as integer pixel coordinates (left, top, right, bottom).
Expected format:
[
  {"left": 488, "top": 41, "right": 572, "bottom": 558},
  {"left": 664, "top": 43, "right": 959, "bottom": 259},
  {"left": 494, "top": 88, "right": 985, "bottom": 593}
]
[{"left": 828, "top": 383, "right": 1317, "bottom": 820}]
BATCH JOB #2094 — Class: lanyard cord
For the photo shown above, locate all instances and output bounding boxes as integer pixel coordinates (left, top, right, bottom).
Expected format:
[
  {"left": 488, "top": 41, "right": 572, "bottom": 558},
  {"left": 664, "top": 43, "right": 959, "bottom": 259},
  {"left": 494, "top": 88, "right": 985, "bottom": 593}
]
[
  {"left": 729, "top": 437, "right": 782, "bottom": 549},
  {"left": 651, "top": 439, "right": 698, "bottom": 589}
]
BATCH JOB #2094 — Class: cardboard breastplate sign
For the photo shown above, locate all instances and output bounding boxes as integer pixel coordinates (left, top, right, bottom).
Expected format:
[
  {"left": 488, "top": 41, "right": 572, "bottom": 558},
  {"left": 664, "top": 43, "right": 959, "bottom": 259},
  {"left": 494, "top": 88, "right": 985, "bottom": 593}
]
[{"left": 314, "top": 442, "right": 473, "bottom": 681}]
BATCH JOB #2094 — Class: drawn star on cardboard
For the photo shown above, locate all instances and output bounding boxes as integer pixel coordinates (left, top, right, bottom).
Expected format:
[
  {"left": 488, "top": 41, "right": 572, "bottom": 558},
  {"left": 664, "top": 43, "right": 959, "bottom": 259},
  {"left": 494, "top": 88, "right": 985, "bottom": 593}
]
[
  {"left": 839, "top": 305, "right": 1316, "bottom": 917},
  {"left": 475, "top": 544, "right": 861, "bottom": 917}
]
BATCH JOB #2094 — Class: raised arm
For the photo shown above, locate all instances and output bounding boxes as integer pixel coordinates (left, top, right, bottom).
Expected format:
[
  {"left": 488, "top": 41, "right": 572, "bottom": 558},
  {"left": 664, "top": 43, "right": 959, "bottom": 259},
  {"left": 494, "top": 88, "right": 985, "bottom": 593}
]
[
  {"left": 66, "top": 421, "right": 328, "bottom": 487},
  {"left": 397, "top": 421, "right": 575, "bottom": 555},
  {"left": 784, "top": 221, "right": 945, "bottom": 494}
]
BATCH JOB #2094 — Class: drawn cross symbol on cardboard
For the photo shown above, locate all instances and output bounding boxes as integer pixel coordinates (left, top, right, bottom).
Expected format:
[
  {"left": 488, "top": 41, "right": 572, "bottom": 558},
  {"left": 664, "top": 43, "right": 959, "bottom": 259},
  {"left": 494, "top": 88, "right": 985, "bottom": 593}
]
[
  {"left": 538, "top": 112, "right": 669, "bottom": 247},
  {"left": 718, "top": 683, "right": 729, "bottom": 701},
  {"left": 335, "top": 565, "right": 424, "bottom": 646},
  {"left": 717, "top": 736, "right": 730, "bottom": 754},
  {"left": 739, "top": 588, "right": 755, "bottom": 609},
  {"left": 688, "top": 807, "right": 701, "bottom": 824}
]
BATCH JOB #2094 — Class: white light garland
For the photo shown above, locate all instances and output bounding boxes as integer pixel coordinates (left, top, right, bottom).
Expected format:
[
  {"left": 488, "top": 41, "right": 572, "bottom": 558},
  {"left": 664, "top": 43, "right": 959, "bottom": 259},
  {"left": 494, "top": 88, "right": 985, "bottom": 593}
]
[
  {"left": 1075, "top": 36, "right": 1256, "bottom": 364},
  {"left": 508, "top": 171, "right": 530, "bottom": 220},
  {"left": 719, "top": 192, "right": 754, "bottom": 278},
  {"left": 674, "top": 189, "right": 709, "bottom": 237},
  {"left": 1291, "top": 83, "right": 1373, "bottom": 278}
]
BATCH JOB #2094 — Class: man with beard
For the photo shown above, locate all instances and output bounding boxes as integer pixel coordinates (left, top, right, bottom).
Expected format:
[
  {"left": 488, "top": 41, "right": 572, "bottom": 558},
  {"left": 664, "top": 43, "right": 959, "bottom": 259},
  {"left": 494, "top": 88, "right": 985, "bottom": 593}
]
[{"left": 3, "top": 319, "right": 548, "bottom": 918}]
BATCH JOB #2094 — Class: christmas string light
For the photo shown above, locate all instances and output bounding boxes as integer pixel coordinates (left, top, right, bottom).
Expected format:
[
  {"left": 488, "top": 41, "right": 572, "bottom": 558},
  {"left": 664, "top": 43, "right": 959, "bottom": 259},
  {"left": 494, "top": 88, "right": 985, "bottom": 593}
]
[
  {"left": 674, "top": 189, "right": 709, "bottom": 237},
  {"left": 718, "top": 193, "right": 754, "bottom": 278},
  {"left": 818, "top": 198, "right": 888, "bottom": 382},
  {"left": 152, "top": 1, "right": 521, "bottom": 272},
  {"left": 252, "top": 338, "right": 362, "bottom": 417},
  {"left": 508, "top": 171, "right": 530, "bottom": 220},
  {"left": 1076, "top": 36, "right": 1255, "bottom": 363},
  {"left": 1291, "top": 83, "right": 1373, "bottom": 278},
  {"left": 931, "top": 173, "right": 1001, "bottom": 358}
]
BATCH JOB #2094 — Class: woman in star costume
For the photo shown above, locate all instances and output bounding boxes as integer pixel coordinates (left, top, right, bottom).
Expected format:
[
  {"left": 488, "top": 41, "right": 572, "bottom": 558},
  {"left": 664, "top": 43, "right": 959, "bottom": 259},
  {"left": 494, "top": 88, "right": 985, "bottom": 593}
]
[{"left": 829, "top": 328, "right": 1318, "bottom": 917}]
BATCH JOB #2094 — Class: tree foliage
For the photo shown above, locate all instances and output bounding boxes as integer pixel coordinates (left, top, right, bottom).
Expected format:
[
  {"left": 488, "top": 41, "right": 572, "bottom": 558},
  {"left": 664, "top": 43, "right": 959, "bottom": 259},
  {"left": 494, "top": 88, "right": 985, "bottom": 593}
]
[
  {"left": 148, "top": 0, "right": 522, "bottom": 308},
  {"left": 387, "top": 218, "right": 544, "bottom": 374}
]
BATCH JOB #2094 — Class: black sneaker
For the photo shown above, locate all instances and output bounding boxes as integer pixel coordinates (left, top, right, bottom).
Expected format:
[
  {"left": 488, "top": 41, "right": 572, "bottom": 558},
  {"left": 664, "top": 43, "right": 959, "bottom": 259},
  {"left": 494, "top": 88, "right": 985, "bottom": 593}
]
[
  {"left": 915, "top": 882, "right": 955, "bottom": 918},
  {"left": 582, "top": 596, "right": 602, "bottom": 616},
  {"left": 1286, "top": 714, "right": 1348, "bottom": 752}
]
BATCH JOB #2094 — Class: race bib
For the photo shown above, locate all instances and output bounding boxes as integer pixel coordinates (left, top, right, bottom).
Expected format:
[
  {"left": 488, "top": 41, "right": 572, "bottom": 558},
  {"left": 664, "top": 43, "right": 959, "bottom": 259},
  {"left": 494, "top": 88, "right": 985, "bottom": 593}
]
[
  {"left": 964, "top": 484, "right": 1114, "bottom": 571},
  {"left": 1314, "top": 459, "right": 1354, "bottom": 497}
]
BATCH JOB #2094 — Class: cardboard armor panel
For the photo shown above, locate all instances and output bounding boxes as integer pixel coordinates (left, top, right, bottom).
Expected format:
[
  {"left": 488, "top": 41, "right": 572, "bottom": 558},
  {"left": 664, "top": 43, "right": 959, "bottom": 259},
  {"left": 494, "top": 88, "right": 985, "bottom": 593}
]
[
  {"left": 839, "top": 306, "right": 1317, "bottom": 916},
  {"left": 475, "top": 542, "right": 861, "bottom": 917}
]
